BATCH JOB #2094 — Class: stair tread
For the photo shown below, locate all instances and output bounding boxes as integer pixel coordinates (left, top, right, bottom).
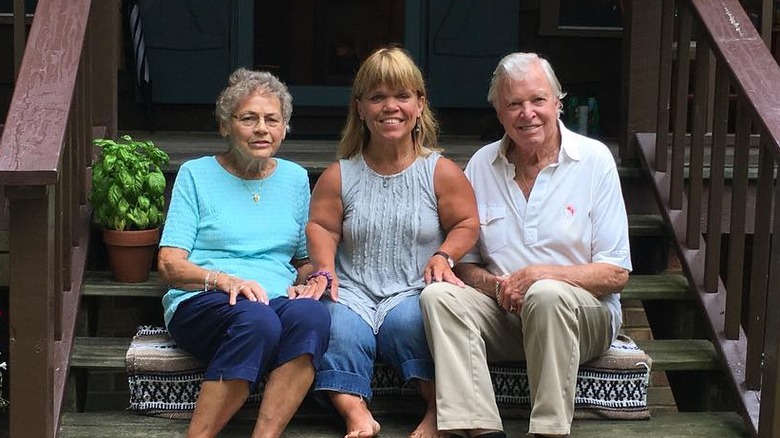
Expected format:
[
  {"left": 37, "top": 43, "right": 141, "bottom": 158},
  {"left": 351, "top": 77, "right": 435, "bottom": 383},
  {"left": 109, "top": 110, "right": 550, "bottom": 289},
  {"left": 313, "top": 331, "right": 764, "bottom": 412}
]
[
  {"left": 59, "top": 410, "right": 749, "bottom": 437},
  {"left": 146, "top": 132, "right": 647, "bottom": 178},
  {"left": 71, "top": 336, "right": 716, "bottom": 372},
  {"left": 636, "top": 338, "right": 720, "bottom": 371},
  {"left": 82, "top": 271, "right": 690, "bottom": 300}
]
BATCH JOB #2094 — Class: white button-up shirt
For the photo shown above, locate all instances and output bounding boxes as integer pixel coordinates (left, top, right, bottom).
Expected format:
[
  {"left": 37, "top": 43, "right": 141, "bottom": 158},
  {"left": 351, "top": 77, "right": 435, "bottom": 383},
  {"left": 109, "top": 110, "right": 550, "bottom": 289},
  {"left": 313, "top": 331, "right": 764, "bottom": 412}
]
[{"left": 462, "top": 122, "right": 632, "bottom": 339}]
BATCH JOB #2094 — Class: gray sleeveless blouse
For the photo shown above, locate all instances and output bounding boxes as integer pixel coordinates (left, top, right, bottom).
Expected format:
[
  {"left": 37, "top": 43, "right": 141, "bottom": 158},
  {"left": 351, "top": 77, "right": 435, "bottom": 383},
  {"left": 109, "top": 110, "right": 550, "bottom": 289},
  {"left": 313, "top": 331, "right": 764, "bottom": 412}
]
[{"left": 335, "top": 152, "right": 444, "bottom": 333}]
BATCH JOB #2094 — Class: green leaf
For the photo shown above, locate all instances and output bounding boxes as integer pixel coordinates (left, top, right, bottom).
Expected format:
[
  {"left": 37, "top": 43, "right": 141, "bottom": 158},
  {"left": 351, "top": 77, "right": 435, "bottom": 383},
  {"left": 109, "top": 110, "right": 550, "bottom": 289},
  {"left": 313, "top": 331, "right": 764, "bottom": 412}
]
[
  {"left": 103, "top": 154, "right": 116, "bottom": 170},
  {"left": 118, "top": 199, "right": 130, "bottom": 215},
  {"left": 137, "top": 195, "right": 150, "bottom": 210},
  {"left": 147, "top": 172, "right": 166, "bottom": 196},
  {"left": 89, "top": 134, "right": 168, "bottom": 229},
  {"left": 108, "top": 184, "right": 122, "bottom": 208}
]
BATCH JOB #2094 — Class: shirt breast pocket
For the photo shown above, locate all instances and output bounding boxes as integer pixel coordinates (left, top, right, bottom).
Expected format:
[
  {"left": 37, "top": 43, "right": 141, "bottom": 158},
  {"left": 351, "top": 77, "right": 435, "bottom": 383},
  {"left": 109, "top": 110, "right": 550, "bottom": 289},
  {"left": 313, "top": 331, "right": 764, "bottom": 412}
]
[{"left": 478, "top": 205, "right": 507, "bottom": 254}]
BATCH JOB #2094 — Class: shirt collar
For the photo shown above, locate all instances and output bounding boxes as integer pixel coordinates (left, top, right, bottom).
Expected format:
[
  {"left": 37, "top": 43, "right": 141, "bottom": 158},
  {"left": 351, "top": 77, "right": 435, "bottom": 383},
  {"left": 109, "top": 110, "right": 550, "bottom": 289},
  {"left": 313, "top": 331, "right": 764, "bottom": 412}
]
[{"left": 490, "top": 119, "right": 582, "bottom": 166}]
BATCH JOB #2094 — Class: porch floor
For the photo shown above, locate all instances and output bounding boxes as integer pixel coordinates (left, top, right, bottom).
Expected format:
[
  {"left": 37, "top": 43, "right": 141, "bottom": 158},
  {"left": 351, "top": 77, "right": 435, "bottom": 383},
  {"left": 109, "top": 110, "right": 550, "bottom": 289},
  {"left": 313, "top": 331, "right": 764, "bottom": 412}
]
[{"left": 59, "top": 411, "right": 749, "bottom": 438}]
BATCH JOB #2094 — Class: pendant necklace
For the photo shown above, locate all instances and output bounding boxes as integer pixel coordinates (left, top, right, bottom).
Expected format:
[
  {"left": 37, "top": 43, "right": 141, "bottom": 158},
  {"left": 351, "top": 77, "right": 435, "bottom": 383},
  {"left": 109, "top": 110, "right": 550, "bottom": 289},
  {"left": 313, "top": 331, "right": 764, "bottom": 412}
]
[
  {"left": 366, "top": 149, "right": 413, "bottom": 188},
  {"left": 242, "top": 166, "right": 268, "bottom": 203},
  {"left": 244, "top": 180, "right": 263, "bottom": 203}
]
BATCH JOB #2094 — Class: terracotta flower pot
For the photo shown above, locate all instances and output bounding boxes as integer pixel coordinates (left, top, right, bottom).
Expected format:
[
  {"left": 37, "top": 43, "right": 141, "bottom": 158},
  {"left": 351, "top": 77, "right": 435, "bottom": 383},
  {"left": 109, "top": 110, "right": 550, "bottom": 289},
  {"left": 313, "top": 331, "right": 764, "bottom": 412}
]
[{"left": 102, "top": 228, "right": 161, "bottom": 283}]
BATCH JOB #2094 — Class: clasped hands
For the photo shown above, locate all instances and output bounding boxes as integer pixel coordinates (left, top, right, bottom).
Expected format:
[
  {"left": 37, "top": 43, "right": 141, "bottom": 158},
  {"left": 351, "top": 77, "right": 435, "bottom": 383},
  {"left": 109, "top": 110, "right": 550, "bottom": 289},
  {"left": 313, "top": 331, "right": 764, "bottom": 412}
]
[
  {"left": 495, "top": 265, "right": 547, "bottom": 314},
  {"left": 288, "top": 269, "right": 339, "bottom": 301}
]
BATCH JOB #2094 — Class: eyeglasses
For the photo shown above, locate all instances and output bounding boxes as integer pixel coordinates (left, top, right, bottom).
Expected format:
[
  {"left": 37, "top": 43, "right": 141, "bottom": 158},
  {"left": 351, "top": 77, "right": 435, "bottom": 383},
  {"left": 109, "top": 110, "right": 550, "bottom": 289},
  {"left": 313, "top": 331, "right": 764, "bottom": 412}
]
[{"left": 232, "top": 113, "right": 282, "bottom": 128}]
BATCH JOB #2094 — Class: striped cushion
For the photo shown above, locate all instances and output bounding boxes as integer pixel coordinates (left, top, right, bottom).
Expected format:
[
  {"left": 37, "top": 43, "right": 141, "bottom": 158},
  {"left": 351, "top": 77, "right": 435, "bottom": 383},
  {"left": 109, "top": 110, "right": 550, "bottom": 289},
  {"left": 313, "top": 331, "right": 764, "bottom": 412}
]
[{"left": 126, "top": 327, "right": 651, "bottom": 420}]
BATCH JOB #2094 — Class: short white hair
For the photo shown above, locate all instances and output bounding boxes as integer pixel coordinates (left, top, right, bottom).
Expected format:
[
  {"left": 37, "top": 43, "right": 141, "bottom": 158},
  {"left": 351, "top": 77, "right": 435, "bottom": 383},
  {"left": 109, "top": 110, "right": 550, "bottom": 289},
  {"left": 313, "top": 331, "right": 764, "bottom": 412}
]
[{"left": 487, "top": 52, "right": 566, "bottom": 114}]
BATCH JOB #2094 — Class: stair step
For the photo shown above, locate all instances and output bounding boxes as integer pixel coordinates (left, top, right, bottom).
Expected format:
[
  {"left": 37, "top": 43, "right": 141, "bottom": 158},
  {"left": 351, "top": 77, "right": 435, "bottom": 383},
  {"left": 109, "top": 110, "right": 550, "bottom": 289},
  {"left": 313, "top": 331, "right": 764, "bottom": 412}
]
[
  {"left": 59, "top": 411, "right": 749, "bottom": 437},
  {"left": 82, "top": 271, "right": 689, "bottom": 301},
  {"left": 636, "top": 339, "right": 720, "bottom": 371},
  {"left": 144, "top": 132, "right": 646, "bottom": 179},
  {"left": 621, "top": 274, "right": 691, "bottom": 301},
  {"left": 81, "top": 211, "right": 674, "bottom": 301},
  {"left": 70, "top": 336, "right": 716, "bottom": 372},
  {"left": 71, "top": 337, "right": 130, "bottom": 369}
]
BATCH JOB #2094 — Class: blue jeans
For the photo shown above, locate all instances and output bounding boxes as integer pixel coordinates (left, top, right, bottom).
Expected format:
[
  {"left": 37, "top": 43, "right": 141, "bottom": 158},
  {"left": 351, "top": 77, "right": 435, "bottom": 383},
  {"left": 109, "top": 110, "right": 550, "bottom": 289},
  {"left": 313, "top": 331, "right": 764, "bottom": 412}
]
[
  {"left": 314, "top": 294, "right": 434, "bottom": 400},
  {"left": 168, "top": 292, "right": 331, "bottom": 391}
]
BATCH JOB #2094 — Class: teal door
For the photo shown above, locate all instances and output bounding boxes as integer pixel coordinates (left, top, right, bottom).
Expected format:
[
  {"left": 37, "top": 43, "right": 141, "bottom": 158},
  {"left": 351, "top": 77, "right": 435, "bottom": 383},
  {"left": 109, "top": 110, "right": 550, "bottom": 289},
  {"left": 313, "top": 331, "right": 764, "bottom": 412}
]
[
  {"left": 137, "top": 0, "right": 515, "bottom": 108},
  {"left": 140, "top": 0, "right": 252, "bottom": 104},
  {"left": 425, "top": 0, "right": 519, "bottom": 108}
]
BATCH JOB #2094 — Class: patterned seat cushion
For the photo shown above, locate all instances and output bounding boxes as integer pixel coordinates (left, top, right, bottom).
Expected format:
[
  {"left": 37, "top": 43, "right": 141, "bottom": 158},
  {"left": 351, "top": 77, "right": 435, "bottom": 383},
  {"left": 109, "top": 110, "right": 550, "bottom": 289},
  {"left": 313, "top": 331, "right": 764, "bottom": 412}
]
[{"left": 126, "top": 327, "right": 651, "bottom": 420}]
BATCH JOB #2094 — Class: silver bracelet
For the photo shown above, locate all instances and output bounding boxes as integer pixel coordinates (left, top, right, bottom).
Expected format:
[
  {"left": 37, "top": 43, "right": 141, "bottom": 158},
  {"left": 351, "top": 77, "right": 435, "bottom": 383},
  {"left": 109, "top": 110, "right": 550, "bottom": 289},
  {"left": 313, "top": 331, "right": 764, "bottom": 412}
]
[
  {"left": 212, "top": 271, "right": 223, "bottom": 291},
  {"left": 204, "top": 271, "right": 212, "bottom": 292}
]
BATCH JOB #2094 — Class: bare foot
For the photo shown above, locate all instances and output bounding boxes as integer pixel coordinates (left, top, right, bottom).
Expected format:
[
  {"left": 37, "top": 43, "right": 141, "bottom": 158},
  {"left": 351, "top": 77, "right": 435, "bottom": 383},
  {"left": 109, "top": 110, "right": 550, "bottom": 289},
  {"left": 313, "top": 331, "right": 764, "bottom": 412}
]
[
  {"left": 344, "top": 418, "right": 380, "bottom": 438},
  {"left": 409, "top": 406, "right": 448, "bottom": 438}
]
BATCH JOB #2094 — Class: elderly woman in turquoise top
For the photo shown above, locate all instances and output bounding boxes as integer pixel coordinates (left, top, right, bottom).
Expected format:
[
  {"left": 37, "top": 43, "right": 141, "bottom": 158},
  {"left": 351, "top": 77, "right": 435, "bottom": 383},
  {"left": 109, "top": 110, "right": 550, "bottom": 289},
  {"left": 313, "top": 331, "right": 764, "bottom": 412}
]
[
  {"left": 157, "top": 68, "right": 330, "bottom": 438},
  {"left": 300, "top": 47, "right": 479, "bottom": 438}
]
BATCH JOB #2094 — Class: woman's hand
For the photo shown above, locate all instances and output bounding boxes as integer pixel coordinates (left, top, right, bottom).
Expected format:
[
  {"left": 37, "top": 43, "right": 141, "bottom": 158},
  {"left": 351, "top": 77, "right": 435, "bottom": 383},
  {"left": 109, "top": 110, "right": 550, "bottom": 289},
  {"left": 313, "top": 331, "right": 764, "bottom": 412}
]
[
  {"left": 289, "top": 270, "right": 339, "bottom": 301},
  {"left": 224, "top": 277, "right": 269, "bottom": 306},
  {"left": 423, "top": 255, "right": 465, "bottom": 287}
]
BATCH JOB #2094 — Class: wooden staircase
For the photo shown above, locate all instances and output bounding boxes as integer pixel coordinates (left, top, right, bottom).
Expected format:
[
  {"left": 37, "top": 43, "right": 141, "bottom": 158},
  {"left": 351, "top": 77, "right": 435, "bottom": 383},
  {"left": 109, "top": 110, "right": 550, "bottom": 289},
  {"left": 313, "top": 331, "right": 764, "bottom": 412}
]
[
  {"left": 3, "top": 0, "right": 777, "bottom": 436},
  {"left": 57, "top": 139, "right": 751, "bottom": 436}
]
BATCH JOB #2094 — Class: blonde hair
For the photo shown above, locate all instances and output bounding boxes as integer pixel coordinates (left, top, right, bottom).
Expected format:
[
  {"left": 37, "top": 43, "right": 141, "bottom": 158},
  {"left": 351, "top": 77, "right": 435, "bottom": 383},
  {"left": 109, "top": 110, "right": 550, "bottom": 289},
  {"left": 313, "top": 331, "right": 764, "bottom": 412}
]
[{"left": 338, "top": 46, "right": 439, "bottom": 159}]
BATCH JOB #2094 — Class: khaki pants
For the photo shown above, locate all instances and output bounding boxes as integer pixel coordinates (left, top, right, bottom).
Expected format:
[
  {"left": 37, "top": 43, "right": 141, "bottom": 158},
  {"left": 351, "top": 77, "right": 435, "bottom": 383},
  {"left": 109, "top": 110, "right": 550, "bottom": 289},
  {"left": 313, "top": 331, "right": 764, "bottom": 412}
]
[{"left": 419, "top": 279, "right": 613, "bottom": 436}]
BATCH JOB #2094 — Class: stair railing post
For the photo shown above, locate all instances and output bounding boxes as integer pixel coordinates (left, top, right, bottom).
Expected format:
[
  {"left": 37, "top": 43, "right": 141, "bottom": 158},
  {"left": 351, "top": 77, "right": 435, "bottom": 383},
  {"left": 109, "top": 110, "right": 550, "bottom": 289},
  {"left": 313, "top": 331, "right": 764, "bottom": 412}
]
[
  {"left": 620, "top": 0, "right": 662, "bottom": 165},
  {"left": 7, "top": 185, "right": 57, "bottom": 438}
]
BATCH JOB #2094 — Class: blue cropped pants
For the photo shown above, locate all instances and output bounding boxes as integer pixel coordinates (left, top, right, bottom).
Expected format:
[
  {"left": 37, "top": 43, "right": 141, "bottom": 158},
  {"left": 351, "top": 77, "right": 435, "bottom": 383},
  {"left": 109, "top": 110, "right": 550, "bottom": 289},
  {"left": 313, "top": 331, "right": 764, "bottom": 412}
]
[{"left": 168, "top": 291, "right": 331, "bottom": 391}]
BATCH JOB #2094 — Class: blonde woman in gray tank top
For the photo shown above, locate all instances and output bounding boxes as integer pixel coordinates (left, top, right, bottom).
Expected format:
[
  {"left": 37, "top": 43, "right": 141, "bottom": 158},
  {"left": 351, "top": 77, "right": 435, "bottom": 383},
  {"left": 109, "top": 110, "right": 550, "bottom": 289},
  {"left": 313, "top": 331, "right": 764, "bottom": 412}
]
[{"left": 296, "top": 47, "right": 479, "bottom": 438}]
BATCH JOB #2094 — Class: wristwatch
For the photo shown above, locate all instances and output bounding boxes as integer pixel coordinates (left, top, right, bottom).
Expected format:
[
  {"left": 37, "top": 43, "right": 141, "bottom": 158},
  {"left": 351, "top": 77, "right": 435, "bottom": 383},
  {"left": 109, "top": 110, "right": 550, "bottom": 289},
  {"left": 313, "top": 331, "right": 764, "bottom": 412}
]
[{"left": 433, "top": 251, "right": 455, "bottom": 268}]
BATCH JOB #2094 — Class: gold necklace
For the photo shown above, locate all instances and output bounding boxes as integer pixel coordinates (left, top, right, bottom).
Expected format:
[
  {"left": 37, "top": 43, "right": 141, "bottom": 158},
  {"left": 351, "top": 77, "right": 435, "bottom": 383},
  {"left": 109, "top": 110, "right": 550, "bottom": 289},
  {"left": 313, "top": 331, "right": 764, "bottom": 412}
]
[
  {"left": 363, "top": 150, "right": 413, "bottom": 176},
  {"left": 243, "top": 179, "right": 264, "bottom": 203},
  {"left": 241, "top": 165, "right": 269, "bottom": 203}
]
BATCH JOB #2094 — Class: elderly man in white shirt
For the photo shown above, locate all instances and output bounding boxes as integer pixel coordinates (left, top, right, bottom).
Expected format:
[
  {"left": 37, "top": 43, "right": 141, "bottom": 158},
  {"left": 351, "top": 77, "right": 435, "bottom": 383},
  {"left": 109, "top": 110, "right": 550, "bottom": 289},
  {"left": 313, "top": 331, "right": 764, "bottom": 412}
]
[{"left": 420, "top": 52, "right": 632, "bottom": 438}]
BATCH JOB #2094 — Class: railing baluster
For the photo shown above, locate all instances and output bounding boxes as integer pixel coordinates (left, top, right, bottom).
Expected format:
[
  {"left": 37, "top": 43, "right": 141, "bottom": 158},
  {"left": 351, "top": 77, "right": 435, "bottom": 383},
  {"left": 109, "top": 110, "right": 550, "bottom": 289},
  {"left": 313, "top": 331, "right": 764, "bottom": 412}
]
[
  {"left": 724, "top": 98, "right": 750, "bottom": 340},
  {"left": 686, "top": 31, "right": 711, "bottom": 249},
  {"left": 703, "top": 62, "right": 729, "bottom": 293},
  {"left": 670, "top": 1, "right": 692, "bottom": 210},
  {"left": 758, "top": 151, "right": 780, "bottom": 437},
  {"left": 746, "top": 140, "right": 774, "bottom": 389},
  {"left": 655, "top": 0, "right": 676, "bottom": 172}
]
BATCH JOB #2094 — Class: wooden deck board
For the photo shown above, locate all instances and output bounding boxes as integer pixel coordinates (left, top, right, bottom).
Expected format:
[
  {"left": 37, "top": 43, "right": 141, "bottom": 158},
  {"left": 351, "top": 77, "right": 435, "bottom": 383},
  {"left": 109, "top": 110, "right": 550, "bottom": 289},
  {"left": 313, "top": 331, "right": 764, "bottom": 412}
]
[
  {"left": 59, "top": 411, "right": 748, "bottom": 437},
  {"left": 82, "top": 270, "right": 685, "bottom": 300},
  {"left": 130, "top": 131, "right": 645, "bottom": 177},
  {"left": 637, "top": 339, "right": 720, "bottom": 371},
  {"left": 70, "top": 336, "right": 714, "bottom": 372}
]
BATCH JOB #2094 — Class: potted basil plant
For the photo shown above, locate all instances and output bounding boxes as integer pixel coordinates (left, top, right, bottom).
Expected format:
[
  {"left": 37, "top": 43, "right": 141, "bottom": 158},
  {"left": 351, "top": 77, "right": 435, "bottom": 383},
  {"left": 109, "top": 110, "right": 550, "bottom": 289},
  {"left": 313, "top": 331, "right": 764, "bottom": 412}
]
[{"left": 90, "top": 135, "right": 169, "bottom": 282}]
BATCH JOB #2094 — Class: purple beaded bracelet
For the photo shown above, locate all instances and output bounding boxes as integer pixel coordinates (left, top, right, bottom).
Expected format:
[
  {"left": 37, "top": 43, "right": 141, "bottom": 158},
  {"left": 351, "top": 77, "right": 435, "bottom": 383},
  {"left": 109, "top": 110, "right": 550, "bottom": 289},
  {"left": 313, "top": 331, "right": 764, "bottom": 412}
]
[{"left": 306, "top": 270, "right": 333, "bottom": 292}]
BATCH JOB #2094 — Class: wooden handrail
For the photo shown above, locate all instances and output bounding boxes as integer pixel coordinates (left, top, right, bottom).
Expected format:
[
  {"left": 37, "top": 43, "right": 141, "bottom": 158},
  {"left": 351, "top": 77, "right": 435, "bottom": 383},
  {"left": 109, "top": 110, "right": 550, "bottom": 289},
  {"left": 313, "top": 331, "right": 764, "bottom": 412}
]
[
  {"left": 0, "top": 0, "right": 90, "bottom": 184},
  {"left": 0, "top": 0, "right": 117, "bottom": 436},
  {"left": 690, "top": 0, "right": 780, "bottom": 150},
  {"left": 626, "top": 0, "right": 780, "bottom": 436}
]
